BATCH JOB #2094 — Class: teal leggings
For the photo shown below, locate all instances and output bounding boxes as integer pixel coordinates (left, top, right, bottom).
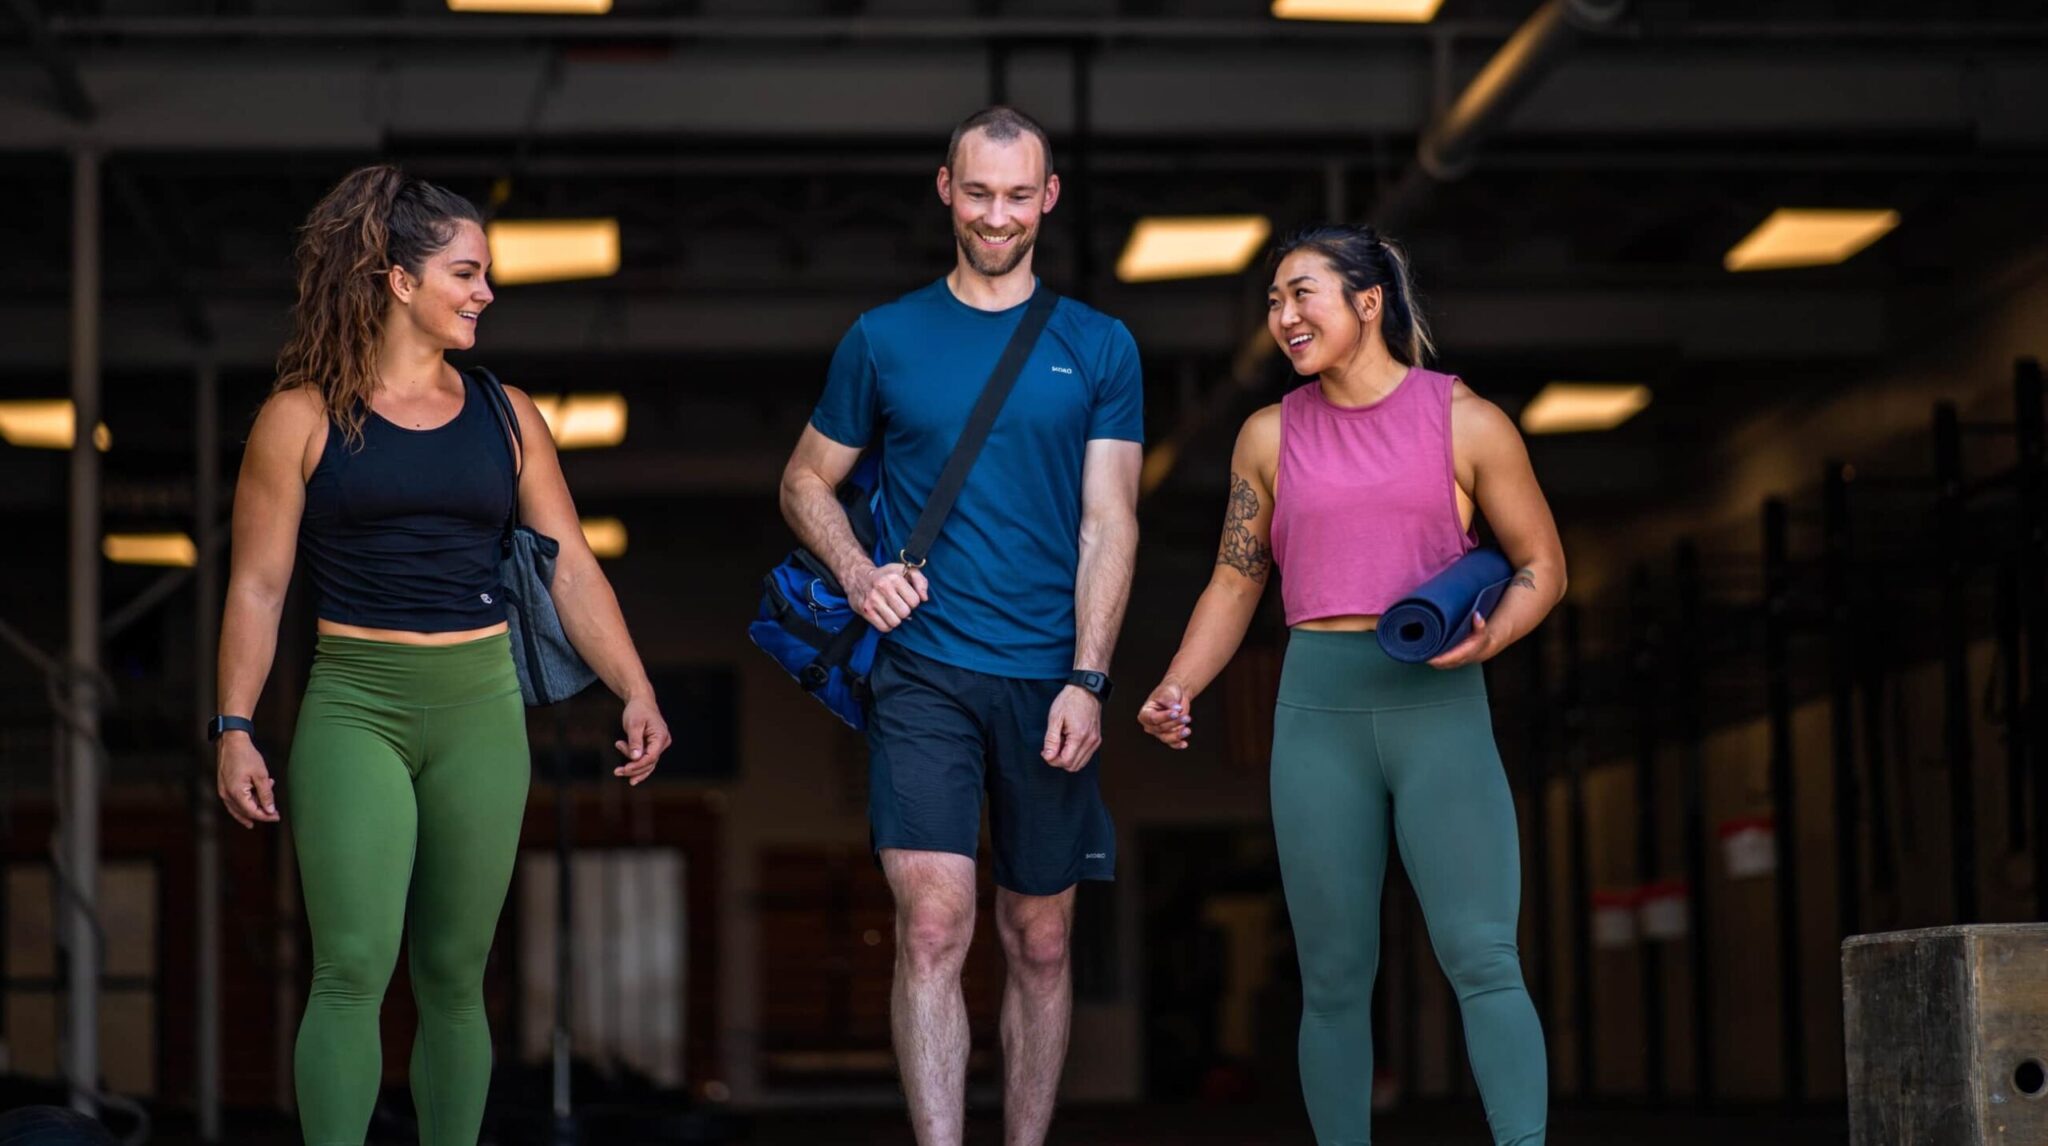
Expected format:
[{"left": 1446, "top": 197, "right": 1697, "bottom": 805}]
[
  {"left": 1271, "top": 630, "right": 1546, "bottom": 1146},
  {"left": 286, "top": 634, "right": 530, "bottom": 1146}
]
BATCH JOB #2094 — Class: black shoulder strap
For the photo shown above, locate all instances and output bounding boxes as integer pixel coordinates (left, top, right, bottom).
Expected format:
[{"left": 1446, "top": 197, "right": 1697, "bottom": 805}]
[
  {"left": 472, "top": 365, "right": 524, "bottom": 465},
  {"left": 898, "top": 285, "right": 1060, "bottom": 567},
  {"left": 469, "top": 366, "right": 523, "bottom": 542}
]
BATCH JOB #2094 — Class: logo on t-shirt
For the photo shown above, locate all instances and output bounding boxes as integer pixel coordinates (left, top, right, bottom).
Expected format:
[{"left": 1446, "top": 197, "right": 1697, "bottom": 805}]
[
  {"left": 1050, "top": 365, "right": 1074, "bottom": 375},
  {"left": 480, "top": 592, "right": 494, "bottom": 605}
]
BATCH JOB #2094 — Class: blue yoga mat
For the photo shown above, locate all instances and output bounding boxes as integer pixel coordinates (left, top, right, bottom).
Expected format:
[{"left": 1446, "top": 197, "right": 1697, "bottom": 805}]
[{"left": 1376, "top": 547, "right": 1515, "bottom": 663}]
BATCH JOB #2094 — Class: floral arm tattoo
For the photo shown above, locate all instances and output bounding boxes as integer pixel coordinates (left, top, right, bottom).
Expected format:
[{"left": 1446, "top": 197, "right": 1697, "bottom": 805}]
[{"left": 1218, "top": 472, "right": 1273, "bottom": 582}]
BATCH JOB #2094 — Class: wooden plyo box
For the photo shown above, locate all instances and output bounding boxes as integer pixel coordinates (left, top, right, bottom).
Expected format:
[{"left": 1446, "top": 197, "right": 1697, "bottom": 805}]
[{"left": 1844, "top": 924, "right": 2048, "bottom": 1145}]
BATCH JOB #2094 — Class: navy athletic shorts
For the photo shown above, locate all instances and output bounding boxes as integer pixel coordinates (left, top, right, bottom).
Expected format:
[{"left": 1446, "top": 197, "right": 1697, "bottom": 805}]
[{"left": 865, "top": 640, "right": 1116, "bottom": 895}]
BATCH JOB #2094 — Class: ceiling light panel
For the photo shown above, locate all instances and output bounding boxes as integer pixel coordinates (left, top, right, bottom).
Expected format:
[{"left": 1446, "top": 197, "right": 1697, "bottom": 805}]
[
  {"left": 0, "top": 400, "right": 110, "bottom": 451},
  {"left": 1724, "top": 208, "right": 1900, "bottom": 272},
  {"left": 1520, "top": 383, "right": 1653, "bottom": 435},
  {"left": 448, "top": 0, "right": 612, "bottom": 14},
  {"left": 1272, "top": 0, "right": 1445, "bottom": 23},
  {"left": 1116, "top": 216, "right": 1273, "bottom": 284},
  {"left": 581, "top": 517, "right": 628, "bottom": 559},
  {"left": 104, "top": 532, "right": 197, "bottom": 567},
  {"left": 487, "top": 219, "right": 622, "bottom": 286}
]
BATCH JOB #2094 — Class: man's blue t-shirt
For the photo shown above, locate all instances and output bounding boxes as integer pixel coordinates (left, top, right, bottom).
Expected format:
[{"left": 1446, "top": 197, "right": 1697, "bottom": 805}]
[{"left": 810, "top": 278, "right": 1145, "bottom": 680}]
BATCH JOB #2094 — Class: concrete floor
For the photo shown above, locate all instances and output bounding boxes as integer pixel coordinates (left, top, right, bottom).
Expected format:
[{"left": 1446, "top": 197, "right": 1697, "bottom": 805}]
[
  {"left": 744, "top": 1103, "right": 1850, "bottom": 1145},
  {"left": 114, "top": 1099, "right": 1850, "bottom": 1145}
]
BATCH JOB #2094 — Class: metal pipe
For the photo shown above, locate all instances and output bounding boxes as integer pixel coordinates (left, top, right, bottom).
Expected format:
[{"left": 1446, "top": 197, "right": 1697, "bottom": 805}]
[
  {"left": 553, "top": 708, "right": 575, "bottom": 1140},
  {"left": 1563, "top": 603, "right": 1593, "bottom": 1098},
  {"left": 63, "top": 142, "right": 102, "bottom": 1119},
  {"left": 194, "top": 353, "right": 222, "bottom": 1142},
  {"left": 386, "top": 148, "right": 2048, "bottom": 181},
  {"left": 1379, "top": 0, "right": 1628, "bottom": 220},
  {"left": 1762, "top": 497, "right": 1803, "bottom": 1102},
  {"left": 46, "top": 14, "right": 1524, "bottom": 43},
  {"left": 2000, "top": 559, "right": 2026, "bottom": 852},
  {"left": 45, "top": 14, "right": 2048, "bottom": 44},
  {"left": 1630, "top": 565, "right": 1665, "bottom": 1102},
  {"left": 1416, "top": 0, "right": 1622, "bottom": 181},
  {"left": 987, "top": 40, "right": 1008, "bottom": 106},
  {"left": 1934, "top": 402, "right": 1978, "bottom": 925},
  {"left": 1525, "top": 625, "right": 1554, "bottom": 1041},
  {"left": 2014, "top": 360, "right": 2048, "bottom": 921},
  {"left": 1069, "top": 42, "right": 1094, "bottom": 306},
  {"left": 1823, "top": 462, "right": 1862, "bottom": 939},
  {"left": 1858, "top": 576, "right": 1900, "bottom": 919},
  {"left": 1674, "top": 541, "right": 1713, "bottom": 1105}
]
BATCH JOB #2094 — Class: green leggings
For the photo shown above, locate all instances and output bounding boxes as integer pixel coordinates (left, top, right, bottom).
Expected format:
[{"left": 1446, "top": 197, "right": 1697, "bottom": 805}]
[
  {"left": 286, "top": 634, "right": 530, "bottom": 1146},
  {"left": 1271, "top": 630, "right": 1546, "bottom": 1146}
]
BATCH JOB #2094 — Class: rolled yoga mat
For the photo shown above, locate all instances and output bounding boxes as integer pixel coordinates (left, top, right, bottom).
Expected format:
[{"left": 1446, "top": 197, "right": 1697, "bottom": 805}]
[{"left": 1376, "top": 546, "right": 1514, "bottom": 664}]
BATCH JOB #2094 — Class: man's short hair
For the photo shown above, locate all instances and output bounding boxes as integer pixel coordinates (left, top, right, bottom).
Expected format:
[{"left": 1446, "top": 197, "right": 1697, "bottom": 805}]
[{"left": 944, "top": 106, "right": 1056, "bottom": 177}]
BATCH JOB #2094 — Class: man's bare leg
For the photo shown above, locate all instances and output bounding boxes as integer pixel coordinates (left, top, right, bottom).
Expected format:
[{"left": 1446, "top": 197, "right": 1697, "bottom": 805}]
[
  {"left": 883, "top": 848, "right": 980, "bottom": 1146},
  {"left": 995, "top": 886, "right": 1076, "bottom": 1146}
]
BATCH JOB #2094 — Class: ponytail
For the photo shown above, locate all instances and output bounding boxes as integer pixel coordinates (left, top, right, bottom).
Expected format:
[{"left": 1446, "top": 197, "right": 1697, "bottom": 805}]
[
  {"left": 1374, "top": 234, "right": 1434, "bottom": 368},
  {"left": 273, "top": 164, "right": 482, "bottom": 447},
  {"left": 1269, "top": 223, "right": 1435, "bottom": 367}
]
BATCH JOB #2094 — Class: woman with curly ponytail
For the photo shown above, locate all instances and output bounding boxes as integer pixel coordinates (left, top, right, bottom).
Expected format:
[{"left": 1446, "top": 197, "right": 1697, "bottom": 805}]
[
  {"left": 214, "top": 165, "right": 673, "bottom": 1145},
  {"left": 1137, "top": 224, "right": 1567, "bottom": 1144}
]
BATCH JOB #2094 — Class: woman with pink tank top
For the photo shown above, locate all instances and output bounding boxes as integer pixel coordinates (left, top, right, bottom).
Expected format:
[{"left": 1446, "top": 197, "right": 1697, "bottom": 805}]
[{"left": 1138, "top": 224, "right": 1567, "bottom": 1145}]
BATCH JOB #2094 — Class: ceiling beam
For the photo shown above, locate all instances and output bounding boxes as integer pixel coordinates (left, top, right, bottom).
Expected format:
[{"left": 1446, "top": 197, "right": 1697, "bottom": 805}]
[
  {"left": 39, "top": 14, "right": 2048, "bottom": 45},
  {"left": 3, "top": 0, "right": 95, "bottom": 121},
  {"left": 4, "top": 48, "right": 2040, "bottom": 153},
  {"left": 45, "top": 14, "right": 1520, "bottom": 44}
]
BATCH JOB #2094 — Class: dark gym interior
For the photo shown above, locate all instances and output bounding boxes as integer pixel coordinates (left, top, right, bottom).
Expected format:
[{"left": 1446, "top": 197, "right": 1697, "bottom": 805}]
[{"left": 5, "top": 2, "right": 2048, "bottom": 1143}]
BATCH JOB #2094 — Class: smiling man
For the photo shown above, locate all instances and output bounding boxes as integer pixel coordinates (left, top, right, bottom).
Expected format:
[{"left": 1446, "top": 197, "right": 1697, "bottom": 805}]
[{"left": 778, "top": 105, "right": 1144, "bottom": 1146}]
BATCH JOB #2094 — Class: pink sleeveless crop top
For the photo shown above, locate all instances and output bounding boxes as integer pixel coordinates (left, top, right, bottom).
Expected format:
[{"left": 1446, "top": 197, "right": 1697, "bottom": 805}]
[{"left": 1269, "top": 366, "right": 1477, "bottom": 626}]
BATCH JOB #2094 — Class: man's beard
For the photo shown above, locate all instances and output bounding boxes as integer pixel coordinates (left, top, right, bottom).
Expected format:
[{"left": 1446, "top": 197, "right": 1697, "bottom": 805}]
[{"left": 954, "top": 221, "right": 1038, "bottom": 278}]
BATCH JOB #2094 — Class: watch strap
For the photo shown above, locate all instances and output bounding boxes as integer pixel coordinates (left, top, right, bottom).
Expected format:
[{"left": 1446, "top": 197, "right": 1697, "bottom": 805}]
[
  {"left": 1066, "top": 670, "right": 1113, "bottom": 700},
  {"left": 207, "top": 714, "right": 255, "bottom": 742}
]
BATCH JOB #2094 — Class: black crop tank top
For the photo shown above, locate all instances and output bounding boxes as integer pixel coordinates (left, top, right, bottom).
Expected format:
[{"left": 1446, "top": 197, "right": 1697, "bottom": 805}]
[{"left": 298, "top": 371, "right": 517, "bottom": 632}]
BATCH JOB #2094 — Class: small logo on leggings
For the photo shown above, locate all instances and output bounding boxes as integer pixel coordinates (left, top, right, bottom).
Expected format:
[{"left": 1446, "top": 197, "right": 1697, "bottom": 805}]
[{"left": 1085, "top": 852, "right": 1106, "bottom": 859}]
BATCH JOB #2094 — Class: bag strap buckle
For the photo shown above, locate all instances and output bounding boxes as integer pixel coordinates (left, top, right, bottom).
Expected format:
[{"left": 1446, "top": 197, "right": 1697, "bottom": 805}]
[{"left": 898, "top": 550, "right": 927, "bottom": 571}]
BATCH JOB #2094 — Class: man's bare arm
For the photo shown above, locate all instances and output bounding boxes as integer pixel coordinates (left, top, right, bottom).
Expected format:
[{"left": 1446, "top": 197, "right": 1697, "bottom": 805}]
[
  {"left": 778, "top": 424, "right": 928, "bottom": 631},
  {"left": 1073, "top": 439, "right": 1142, "bottom": 673}
]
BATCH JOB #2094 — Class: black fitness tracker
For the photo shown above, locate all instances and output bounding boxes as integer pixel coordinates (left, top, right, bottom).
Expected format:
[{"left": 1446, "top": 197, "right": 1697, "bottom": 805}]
[
  {"left": 1066, "top": 670, "right": 1114, "bottom": 701},
  {"left": 206, "top": 714, "right": 256, "bottom": 742}
]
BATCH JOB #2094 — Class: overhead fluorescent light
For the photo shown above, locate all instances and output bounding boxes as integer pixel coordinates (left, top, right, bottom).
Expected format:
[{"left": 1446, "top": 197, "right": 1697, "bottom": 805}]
[
  {"left": 1724, "top": 208, "right": 1899, "bottom": 272},
  {"left": 486, "top": 218, "right": 621, "bottom": 285},
  {"left": 1272, "top": 0, "right": 1445, "bottom": 23},
  {"left": 1520, "top": 383, "right": 1652, "bottom": 435},
  {"left": 581, "top": 517, "right": 627, "bottom": 559},
  {"left": 528, "top": 393, "right": 627, "bottom": 449},
  {"left": 103, "top": 532, "right": 196, "bottom": 567},
  {"left": 1116, "top": 216, "right": 1273, "bottom": 284},
  {"left": 448, "top": 0, "right": 612, "bottom": 13},
  {"left": 0, "top": 400, "right": 110, "bottom": 451}
]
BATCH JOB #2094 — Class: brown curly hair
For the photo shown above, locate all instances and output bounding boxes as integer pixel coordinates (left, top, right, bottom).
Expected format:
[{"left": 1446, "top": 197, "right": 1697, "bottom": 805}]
[{"left": 273, "top": 164, "right": 483, "bottom": 447}]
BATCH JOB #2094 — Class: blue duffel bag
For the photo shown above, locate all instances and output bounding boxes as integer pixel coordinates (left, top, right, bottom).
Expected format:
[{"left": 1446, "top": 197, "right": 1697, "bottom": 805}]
[
  {"left": 749, "top": 286, "right": 1060, "bottom": 730},
  {"left": 747, "top": 454, "right": 889, "bottom": 730}
]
